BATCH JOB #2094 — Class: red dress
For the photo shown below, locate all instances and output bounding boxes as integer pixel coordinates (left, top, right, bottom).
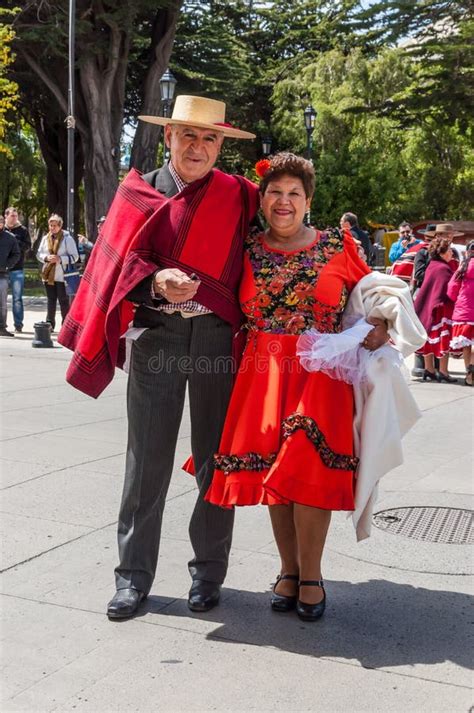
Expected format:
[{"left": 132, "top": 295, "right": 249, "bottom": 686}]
[{"left": 205, "top": 231, "right": 370, "bottom": 511}]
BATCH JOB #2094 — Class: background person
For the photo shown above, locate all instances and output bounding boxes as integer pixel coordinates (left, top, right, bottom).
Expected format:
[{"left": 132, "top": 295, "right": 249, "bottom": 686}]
[
  {"left": 414, "top": 236, "right": 458, "bottom": 382},
  {"left": 340, "top": 211, "right": 371, "bottom": 262},
  {"left": 447, "top": 240, "right": 474, "bottom": 386},
  {"left": 0, "top": 215, "right": 21, "bottom": 337},
  {"left": 77, "top": 216, "right": 106, "bottom": 259},
  {"left": 412, "top": 223, "right": 461, "bottom": 293},
  {"left": 37, "top": 214, "right": 78, "bottom": 331},
  {"left": 4, "top": 206, "right": 31, "bottom": 333},
  {"left": 389, "top": 223, "right": 420, "bottom": 263}
]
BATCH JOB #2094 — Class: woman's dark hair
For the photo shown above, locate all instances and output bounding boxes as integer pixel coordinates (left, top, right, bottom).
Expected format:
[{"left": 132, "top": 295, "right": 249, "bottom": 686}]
[
  {"left": 259, "top": 152, "right": 315, "bottom": 198},
  {"left": 455, "top": 240, "right": 474, "bottom": 281},
  {"left": 428, "top": 236, "right": 451, "bottom": 260}
]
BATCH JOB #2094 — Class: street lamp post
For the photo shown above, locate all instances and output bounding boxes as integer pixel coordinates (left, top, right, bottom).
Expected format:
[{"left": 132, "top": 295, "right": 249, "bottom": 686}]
[
  {"left": 303, "top": 105, "right": 317, "bottom": 225},
  {"left": 159, "top": 69, "right": 177, "bottom": 163},
  {"left": 303, "top": 104, "right": 317, "bottom": 161},
  {"left": 261, "top": 135, "right": 272, "bottom": 157},
  {"left": 66, "top": 0, "right": 76, "bottom": 238}
]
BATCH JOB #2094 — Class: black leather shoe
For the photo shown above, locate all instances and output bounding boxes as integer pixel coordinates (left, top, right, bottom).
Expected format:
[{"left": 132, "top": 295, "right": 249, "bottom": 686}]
[
  {"left": 271, "top": 573, "right": 299, "bottom": 612},
  {"left": 188, "top": 580, "right": 221, "bottom": 612},
  {"left": 422, "top": 369, "right": 438, "bottom": 382},
  {"left": 107, "top": 588, "right": 146, "bottom": 620},
  {"left": 437, "top": 371, "right": 457, "bottom": 383},
  {"left": 296, "top": 579, "right": 326, "bottom": 622}
]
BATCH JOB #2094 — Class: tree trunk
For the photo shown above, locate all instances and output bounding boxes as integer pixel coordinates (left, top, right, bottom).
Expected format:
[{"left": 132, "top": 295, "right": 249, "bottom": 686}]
[
  {"left": 33, "top": 112, "right": 83, "bottom": 228},
  {"left": 77, "top": 20, "right": 131, "bottom": 240},
  {"left": 130, "top": 2, "right": 183, "bottom": 173}
]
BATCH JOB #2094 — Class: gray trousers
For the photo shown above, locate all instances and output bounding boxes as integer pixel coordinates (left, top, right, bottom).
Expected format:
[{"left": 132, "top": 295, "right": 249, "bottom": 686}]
[
  {"left": 115, "top": 312, "right": 235, "bottom": 594},
  {"left": 0, "top": 276, "right": 8, "bottom": 329}
]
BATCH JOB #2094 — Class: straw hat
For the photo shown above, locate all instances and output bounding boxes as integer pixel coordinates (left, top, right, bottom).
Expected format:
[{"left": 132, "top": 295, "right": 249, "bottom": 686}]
[
  {"left": 424, "top": 223, "right": 464, "bottom": 239},
  {"left": 139, "top": 95, "right": 255, "bottom": 140}
]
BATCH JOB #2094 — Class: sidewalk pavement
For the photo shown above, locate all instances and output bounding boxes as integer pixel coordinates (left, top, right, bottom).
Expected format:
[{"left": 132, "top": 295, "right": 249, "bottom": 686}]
[{"left": 1, "top": 306, "right": 472, "bottom": 713}]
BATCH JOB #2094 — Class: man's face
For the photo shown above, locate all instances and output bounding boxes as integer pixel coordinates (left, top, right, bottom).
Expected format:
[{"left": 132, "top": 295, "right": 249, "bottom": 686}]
[
  {"left": 165, "top": 124, "right": 224, "bottom": 183},
  {"left": 0, "top": 216, "right": 4, "bottom": 230},
  {"left": 5, "top": 210, "right": 18, "bottom": 227},
  {"left": 399, "top": 226, "right": 411, "bottom": 241}
]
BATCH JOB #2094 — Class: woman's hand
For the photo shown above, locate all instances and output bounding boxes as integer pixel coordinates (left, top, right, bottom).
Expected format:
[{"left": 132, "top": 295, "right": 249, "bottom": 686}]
[
  {"left": 362, "top": 318, "right": 390, "bottom": 351},
  {"left": 48, "top": 255, "right": 61, "bottom": 264}
]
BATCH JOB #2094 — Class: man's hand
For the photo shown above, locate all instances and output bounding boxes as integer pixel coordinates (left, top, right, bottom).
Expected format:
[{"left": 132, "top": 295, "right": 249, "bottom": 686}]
[
  {"left": 362, "top": 317, "right": 390, "bottom": 351},
  {"left": 153, "top": 268, "right": 200, "bottom": 303}
]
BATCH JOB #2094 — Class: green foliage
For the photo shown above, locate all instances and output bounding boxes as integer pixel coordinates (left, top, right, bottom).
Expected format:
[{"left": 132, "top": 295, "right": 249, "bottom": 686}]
[
  {"left": 0, "top": 123, "right": 47, "bottom": 224},
  {"left": 353, "top": 1, "right": 474, "bottom": 127},
  {"left": 0, "top": 8, "right": 20, "bottom": 158},
  {"left": 270, "top": 45, "right": 474, "bottom": 225},
  {"left": 3, "top": 0, "right": 473, "bottom": 226}
]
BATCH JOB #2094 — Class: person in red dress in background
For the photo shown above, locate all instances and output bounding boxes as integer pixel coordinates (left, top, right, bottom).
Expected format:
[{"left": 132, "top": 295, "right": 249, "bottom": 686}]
[
  {"left": 447, "top": 240, "right": 474, "bottom": 386},
  {"left": 205, "top": 153, "right": 389, "bottom": 621},
  {"left": 414, "top": 235, "right": 460, "bottom": 383}
]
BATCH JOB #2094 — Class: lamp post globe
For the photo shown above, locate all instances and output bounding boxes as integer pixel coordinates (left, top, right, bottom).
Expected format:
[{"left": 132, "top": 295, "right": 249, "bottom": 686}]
[
  {"left": 261, "top": 135, "right": 272, "bottom": 157},
  {"left": 303, "top": 104, "right": 317, "bottom": 160},
  {"left": 160, "top": 68, "right": 177, "bottom": 105},
  {"left": 304, "top": 104, "right": 317, "bottom": 132}
]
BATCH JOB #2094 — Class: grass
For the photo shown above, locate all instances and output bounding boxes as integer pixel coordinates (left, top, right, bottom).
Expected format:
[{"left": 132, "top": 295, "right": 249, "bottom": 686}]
[
  {"left": 24, "top": 287, "right": 46, "bottom": 297},
  {"left": 23, "top": 263, "right": 45, "bottom": 296}
]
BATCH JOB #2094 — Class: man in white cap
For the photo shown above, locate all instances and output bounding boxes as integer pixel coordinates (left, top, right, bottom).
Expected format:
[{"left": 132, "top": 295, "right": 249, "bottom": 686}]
[{"left": 59, "top": 95, "right": 258, "bottom": 620}]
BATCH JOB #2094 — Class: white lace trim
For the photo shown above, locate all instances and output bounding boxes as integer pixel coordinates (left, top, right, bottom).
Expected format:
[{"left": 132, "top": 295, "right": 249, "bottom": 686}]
[
  {"left": 427, "top": 330, "right": 451, "bottom": 344},
  {"left": 430, "top": 317, "right": 453, "bottom": 331},
  {"left": 296, "top": 319, "right": 405, "bottom": 386},
  {"left": 450, "top": 335, "right": 474, "bottom": 349}
]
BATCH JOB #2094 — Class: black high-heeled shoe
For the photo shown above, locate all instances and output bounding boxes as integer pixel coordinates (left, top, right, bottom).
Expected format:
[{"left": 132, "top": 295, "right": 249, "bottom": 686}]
[
  {"left": 296, "top": 579, "right": 326, "bottom": 621},
  {"left": 437, "top": 371, "right": 457, "bottom": 383},
  {"left": 271, "top": 573, "right": 299, "bottom": 612},
  {"left": 422, "top": 369, "right": 438, "bottom": 382}
]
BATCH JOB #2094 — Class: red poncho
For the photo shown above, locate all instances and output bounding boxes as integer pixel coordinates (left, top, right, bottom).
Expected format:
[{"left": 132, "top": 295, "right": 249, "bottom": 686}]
[{"left": 58, "top": 168, "right": 258, "bottom": 398}]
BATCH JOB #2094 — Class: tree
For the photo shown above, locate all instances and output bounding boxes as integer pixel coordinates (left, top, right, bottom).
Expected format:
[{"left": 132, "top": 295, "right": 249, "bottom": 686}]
[
  {"left": 0, "top": 8, "right": 20, "bottom": 159},
  {"left": 167, "top": 0, "right": 361, "bottom": 175},
  {"left": 352, "top": 0, "right": 474, "bottom": 126},
  {"left": 10, "top": 0, "right": 181, "bottom": 237},
  {"left": 271, "top": 46, "right": 474, "bottom": 224},
  {"left": 0, "top": 124, "right": 48, "bottom": 230},
  {"left": 128, "top": 1, "right": 182, "bottom": 173}
]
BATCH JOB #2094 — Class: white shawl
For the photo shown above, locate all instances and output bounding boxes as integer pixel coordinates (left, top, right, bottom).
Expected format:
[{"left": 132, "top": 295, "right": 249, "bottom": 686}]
[{"left": 343, "top": 272, "right": 427, "bottom": 540}]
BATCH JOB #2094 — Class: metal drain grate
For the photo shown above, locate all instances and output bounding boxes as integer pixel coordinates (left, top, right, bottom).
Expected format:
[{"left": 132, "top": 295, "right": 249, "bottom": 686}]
[{"left": 372, "top": 507, "right": 473, "bottom": 544}]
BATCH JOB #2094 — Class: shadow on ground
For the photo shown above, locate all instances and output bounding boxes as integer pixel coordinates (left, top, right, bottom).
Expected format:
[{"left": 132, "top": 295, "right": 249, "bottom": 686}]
[{"left": 140, "top": 579, "right": 473, "bottom": 672}]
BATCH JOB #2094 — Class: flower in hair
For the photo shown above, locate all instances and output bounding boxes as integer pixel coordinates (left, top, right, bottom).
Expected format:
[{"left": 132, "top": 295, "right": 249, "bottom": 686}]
[{"left": 255, "top": 159, "right": 271, "bottom": 178}]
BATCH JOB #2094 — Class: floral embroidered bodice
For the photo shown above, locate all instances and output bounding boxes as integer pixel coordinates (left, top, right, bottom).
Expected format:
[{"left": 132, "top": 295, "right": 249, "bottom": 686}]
[{"left": 241, "top": 231, "right": 348, "bottom": 336}]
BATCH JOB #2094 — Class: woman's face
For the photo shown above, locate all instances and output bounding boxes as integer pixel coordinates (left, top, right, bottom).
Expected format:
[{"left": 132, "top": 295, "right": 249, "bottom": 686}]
[
  {"left": 261, "top": 174, "right": 310, "bottom": 237},
  {"left": 441, "top": 247, "right": 453, "bottom": 262},
  {"left": 49, "top": 220, "right": 61, "bottom": 235},
  {"left": 0, "top": 217, "right": 4, "bottom": 230}
]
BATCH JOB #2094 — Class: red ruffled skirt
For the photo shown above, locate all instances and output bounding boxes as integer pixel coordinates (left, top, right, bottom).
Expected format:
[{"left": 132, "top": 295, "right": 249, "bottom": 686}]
[
  {"left": 205, "top": 332, "right": 358, "bottom": 511},
  {"left": 417, "top": 304, "right": 454, "bottom": 357},
  {"left": 450, "top": 322, "right": 474, "bottom": 350}
]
